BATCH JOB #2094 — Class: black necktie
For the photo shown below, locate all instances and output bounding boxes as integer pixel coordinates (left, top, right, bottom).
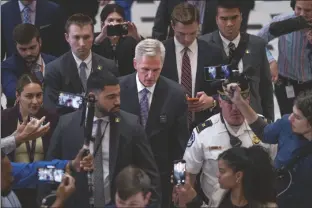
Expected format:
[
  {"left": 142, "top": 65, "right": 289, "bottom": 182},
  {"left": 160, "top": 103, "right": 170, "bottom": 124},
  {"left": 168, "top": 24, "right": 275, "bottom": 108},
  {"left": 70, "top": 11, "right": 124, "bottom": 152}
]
[{"left": 228, "top": 42, "right": 236, "bottom": 62}]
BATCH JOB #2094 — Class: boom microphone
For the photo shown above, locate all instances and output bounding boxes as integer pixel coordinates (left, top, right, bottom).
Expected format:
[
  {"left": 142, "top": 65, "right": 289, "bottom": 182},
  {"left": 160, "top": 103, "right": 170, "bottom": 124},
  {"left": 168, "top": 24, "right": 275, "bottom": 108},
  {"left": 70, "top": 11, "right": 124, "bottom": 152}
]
[{"left": 269, "top": 15, "right": 311, "bottom": 37}]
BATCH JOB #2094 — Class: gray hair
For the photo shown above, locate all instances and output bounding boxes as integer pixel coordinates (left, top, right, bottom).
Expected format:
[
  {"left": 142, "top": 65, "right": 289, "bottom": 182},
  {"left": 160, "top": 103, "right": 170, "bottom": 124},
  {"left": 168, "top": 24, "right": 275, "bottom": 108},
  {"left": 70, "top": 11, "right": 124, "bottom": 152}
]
[{"left": 134, "top": 38, "right": 166, "bottom": 64}]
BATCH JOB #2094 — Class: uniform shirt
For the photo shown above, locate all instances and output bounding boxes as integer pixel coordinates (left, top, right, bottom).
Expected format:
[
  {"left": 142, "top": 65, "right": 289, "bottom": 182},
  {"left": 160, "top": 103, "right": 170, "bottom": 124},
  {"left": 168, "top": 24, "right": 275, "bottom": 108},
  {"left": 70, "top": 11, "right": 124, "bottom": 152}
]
[{"left": 183, "top": 113, "right": 273, "bottom": 207}]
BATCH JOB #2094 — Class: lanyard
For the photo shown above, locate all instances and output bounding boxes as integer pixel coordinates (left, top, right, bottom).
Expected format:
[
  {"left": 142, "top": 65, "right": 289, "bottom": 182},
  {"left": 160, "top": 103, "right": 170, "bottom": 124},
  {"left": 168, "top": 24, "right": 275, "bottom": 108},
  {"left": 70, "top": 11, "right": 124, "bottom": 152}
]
[
  {"left": 220, "top": 113, "right": 242, "bottom": 147},
  {"left": 18, "top": 113, "right": 36, "bottom": 162},
  {"left": 93, "top": 122, "right": 109, "bottom": 157}
]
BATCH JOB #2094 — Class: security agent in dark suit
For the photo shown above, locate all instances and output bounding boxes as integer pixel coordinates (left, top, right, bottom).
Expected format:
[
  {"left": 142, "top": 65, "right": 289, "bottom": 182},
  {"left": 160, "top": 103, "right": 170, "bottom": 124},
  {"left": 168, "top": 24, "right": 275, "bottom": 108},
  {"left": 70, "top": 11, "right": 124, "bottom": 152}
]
[
  {"left": 152, "top": 0, "right": 254, "bottom": 41},
  {"left": 1, "top": 0, "right": 67, "bottom": 60},
  {"left": 199, "top": 0, "right": 274, "bottom": 122},
  {"left": 43, "top": 14, "right": 119, "bottom": 114},
  {"left": 161, "top": 3, "right": 225, "bottom": 129},
  {"left": 40, "top": 70, "right": 161, "bottom": 208},
  {"left": 119, "top": 39, "right": 190, "bottom": 207}
]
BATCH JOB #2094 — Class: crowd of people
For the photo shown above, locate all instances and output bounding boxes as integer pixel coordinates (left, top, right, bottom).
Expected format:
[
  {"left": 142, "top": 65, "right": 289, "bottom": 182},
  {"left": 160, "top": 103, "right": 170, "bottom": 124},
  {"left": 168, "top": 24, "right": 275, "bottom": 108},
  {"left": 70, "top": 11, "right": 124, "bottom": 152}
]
[{"left": 1, "top": 0, "right": 312, "bottom": 208}]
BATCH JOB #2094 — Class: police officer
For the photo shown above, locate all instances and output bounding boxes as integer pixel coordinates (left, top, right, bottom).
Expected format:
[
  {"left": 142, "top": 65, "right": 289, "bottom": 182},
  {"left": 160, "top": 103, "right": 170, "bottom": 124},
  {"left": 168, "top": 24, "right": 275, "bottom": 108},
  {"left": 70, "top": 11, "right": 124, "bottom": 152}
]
[
  {"left": 182, "top": 77, "right": 275, "bottom": 207},
  {"left": 225, "top": 83, "right": 312, "bottom": 208}
]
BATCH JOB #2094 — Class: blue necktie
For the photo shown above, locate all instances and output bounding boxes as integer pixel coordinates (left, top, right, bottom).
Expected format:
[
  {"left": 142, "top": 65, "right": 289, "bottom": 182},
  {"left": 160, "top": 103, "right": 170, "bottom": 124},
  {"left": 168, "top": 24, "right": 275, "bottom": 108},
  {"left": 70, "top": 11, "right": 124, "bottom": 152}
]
[
  {"left": 23, "top": 6, "right": 32, "bottom": 24},
  {"left": 139, "top": 88, "right": 149, "bottom": 127}
]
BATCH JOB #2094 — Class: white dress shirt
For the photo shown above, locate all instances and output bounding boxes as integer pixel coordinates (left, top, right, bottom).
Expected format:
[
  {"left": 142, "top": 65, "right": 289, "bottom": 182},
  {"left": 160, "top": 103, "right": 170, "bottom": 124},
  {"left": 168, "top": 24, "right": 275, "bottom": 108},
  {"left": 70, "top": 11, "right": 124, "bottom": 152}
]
[
  {"left": 1, "top": 192, "right": 21, "bottom": 208},
  {"left": 219, "top": 32, "right": 244, "bottom": 73},
  {"left": 18, "top": 0, "right": 36, "bottom": 24},
  {"left": 174, "top": 37, "right": 198, "bottom": 97},
  {"left": 89, "top": 116, "right": 111, "bottom": 204},
  {"left": 72, "top": 51, "right": 92, "bottom": 78},
  {"left": 136, "top": 73, "right": 156, "bottom": 108}
]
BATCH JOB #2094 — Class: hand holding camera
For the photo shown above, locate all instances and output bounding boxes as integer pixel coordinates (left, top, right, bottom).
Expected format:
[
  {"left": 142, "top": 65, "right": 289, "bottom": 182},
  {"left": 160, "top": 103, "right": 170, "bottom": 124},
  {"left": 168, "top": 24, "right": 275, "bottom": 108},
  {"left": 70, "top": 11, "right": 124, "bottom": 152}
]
[
  {"left": 52, "top": 174, "right": 76, "bottom": 207},
  {"left": 70, "top": 147, "right": 94, "bottom": 173}
]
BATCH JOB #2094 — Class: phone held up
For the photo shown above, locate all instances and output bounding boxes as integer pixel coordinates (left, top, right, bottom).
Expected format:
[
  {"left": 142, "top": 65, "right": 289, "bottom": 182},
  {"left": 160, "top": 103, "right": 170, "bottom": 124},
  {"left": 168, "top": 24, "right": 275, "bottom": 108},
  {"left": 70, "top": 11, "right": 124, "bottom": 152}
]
[
  {"left": 107, "top": 24, "right": 128, "bottom": 36},
  {"left": 173, "top": 159, "right": 186, "bottom": 186},
  {"left": 38, "top": 165, "right": 65, "bottom": 184},
  {"left": 58, "top": 92, "right": 84, "bottom": 110}
]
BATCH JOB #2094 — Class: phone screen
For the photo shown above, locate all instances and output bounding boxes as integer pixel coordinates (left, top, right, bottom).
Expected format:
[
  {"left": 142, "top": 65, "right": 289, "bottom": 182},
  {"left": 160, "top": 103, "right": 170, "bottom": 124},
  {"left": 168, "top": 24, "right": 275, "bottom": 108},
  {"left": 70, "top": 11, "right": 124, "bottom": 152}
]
[
  {"left": 58, "top": 92, "right": 83, "bottom": 109},
  {"left": 38, "top": 168, "right": 64, "bottom": 183},
  {"left": 173, "top": 160, "right": 186, "bottom": 185}
]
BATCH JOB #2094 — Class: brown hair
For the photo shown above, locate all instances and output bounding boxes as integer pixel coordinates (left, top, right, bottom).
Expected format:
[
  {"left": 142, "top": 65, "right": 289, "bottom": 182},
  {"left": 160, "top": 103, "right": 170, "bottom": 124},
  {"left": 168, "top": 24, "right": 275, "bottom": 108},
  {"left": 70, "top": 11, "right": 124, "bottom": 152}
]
[
  {"left": 171, "top": 2, "right": 200, "bottom": 25},
  {"left": 115, "top": 166, "right": 151, "bottom": 201},
  {"left": 13, "top": 23, "right": 40, "bottom": 45},
  {"left": 16, "top": 74, "right": 42, "bottom": 95},
  {"left": 65, "top": 13, "right": 94, "bottom": 33}
]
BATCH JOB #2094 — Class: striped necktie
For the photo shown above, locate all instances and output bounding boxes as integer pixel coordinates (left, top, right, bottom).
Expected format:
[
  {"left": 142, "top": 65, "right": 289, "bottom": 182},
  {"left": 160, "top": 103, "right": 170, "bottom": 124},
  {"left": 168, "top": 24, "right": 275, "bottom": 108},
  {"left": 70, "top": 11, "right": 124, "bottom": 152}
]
[
  {"left": 139, "top": 88, "right": 150, "bottom": 128},
  {"left": 23, "top": 6, "right": 32, "bottom": 24},
  {"left": 228, "top": 42, "right": 236, "bottom": 62},
  {"left": 181, "top": 47, "right": 193, "bottom": 125}
]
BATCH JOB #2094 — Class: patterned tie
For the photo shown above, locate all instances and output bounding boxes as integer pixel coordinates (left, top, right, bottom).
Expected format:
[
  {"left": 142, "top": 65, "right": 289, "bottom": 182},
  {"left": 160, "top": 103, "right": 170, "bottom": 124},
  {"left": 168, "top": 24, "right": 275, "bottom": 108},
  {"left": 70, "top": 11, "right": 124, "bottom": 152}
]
[
  {"left": 139, "top": 88, "right": 149, "bottom": 128},
  {"left": 93, "top": 119, "right": 106, "bottom": 207},
  {"left": 228, "top": 42, "right": 236, "bottom": 62},
  {"left": 23, "top": 6, "right": 32, "bottom": 24},
  {"left": 79, "top": 62, "right": 88, "bottom": 91},
  {"left": 181, "top": 47, "right": 193, "bottom": 125},
  {"left": 31, "top": 64, "right": 44, "bottom": 83}
]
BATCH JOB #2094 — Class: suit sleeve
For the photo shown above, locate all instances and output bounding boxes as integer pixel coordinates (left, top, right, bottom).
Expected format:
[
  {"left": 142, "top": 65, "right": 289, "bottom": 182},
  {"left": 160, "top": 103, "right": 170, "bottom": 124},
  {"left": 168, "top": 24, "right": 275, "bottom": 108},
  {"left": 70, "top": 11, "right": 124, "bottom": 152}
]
[
  {"left": 12, "top": 160, "right": 68, "bottom": 189},
  {"left": 106, "top": 58, "right": 120, "bottom": 77},
  {"left": 43, "top": 63, "right": 62, "bottom": 110},
  {"left": 46, "top": 116, "right": 63, "bottom": 160},
  {"left": 170, "top": 92, "right": 190, "bottom": 161},
  {"left": 1, "top": 68, "right": 18, "bottom": 106},
  {"left": 259, "top": 41, "right": 274, "bottom": 121},
  {"left": 133, "top": 124, "right": 161, "bottom": 205},
  {"left": 152, "top": 0, "right": 170, "bottom": 41}
]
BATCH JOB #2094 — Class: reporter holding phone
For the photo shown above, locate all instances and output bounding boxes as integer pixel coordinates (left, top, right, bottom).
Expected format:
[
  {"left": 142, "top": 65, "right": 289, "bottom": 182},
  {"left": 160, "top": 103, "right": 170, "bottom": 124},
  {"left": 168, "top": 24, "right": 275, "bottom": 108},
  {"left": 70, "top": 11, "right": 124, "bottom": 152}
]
[
  {"left": 1, "top": 73, "right": 59, "bottom": 208},
  {"left": 174, "top": 146, "right": 276, "bottom": 208},
  {"left": 93, "top": 3, "right": 141, "bottom": 76},
  {"left": 1, "top": 148, "right": 93, "bottom": 208}
]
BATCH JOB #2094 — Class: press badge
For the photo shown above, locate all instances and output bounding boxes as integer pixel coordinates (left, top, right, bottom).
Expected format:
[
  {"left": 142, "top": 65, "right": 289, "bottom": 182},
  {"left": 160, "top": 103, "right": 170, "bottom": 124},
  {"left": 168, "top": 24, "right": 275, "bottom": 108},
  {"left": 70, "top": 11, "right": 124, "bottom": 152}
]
[{"left": 285, "top": 85, "right": 295, "bottom": 98}]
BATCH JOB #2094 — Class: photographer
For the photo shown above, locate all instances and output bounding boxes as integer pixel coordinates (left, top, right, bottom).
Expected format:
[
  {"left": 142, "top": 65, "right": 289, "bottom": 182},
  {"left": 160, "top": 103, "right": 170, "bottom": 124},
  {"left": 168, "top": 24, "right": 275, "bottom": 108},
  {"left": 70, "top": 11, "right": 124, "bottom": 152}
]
[
  {"left": 174, "top": 146, "right": 276, "bottom": 208},
  {"left": 93, "top": 4, "right": 141, "bottom": 76},
  {"left": 224, "top": 84, "right": 312, "bottom": 208},
  {"left": 1, "top": 148, "right": 93, "bottom": 207},
  {"left": 257, "top": 0, "right": 312, "bottom": 115}
]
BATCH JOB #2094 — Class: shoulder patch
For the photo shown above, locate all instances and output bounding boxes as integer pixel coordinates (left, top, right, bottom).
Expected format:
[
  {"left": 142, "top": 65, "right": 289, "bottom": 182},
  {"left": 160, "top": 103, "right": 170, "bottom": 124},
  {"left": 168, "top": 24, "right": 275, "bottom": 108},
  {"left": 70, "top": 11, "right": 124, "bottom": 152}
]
[
  {"left": 187, "top": 132, "right": 195, "bottom": 147},
  {"left": 196, "top": 120, "right": 213, "bottom": 134}
]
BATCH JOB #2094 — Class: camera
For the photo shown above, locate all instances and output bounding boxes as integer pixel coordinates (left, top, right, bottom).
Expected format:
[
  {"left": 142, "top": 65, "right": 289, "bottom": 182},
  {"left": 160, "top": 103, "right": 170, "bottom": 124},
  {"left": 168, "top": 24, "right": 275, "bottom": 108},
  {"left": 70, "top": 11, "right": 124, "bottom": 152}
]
[{"left": 107, "top": 24, "right": 128, "bottom": 36}]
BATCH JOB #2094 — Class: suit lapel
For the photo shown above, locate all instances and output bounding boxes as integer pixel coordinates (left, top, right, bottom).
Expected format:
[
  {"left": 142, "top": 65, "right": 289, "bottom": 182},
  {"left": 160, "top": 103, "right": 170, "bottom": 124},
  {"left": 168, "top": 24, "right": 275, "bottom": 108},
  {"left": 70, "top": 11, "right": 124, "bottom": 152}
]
[
  {"left": 123, "top": 73, "right": 141, "bottom": 116},
  {"left": 34, "top": 0, "right": 44, "bottom": 26},
  {"left": 195, "top": 39, "right": 205, "bottom": 93},
  {"left": 11, "top": 0, "right": 23, "bottom": 25},
  {"left": 145, "top": 78, "right": 167, "bottom": 137},
  {"left": 64, "top": 52, "right": 84, "bottom": 93},
  {"left": 212, "top": 31, "right": 228, "bottom": 61},
  {"left": 109, "top": 113, "right": 120, "bottom": 180},
  {"left": 91, "top": 53, "right": 103, "bottom": 73}
]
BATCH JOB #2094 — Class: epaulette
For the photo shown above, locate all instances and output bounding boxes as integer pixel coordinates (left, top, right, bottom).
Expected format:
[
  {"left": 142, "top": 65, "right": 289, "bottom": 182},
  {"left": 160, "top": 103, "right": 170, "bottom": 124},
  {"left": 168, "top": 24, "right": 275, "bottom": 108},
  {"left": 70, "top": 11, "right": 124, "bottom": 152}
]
[{"left": 196, "top": 120, "right": 213, "bottom": 134}]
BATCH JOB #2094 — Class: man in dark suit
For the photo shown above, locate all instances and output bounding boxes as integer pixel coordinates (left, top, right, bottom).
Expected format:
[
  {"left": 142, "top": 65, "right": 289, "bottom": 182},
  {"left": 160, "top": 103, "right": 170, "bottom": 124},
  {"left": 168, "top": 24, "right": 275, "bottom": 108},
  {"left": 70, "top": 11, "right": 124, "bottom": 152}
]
[
  {"left": 1, "top": 0, "right": 66, "bottom": 60},
  {"left": 119, "top": 39, "right": 189, "bottom": 207},
  {"left": 43, "top": 14, "right": 119, "bottom": 114},
  {"left": 161, "top": 3, "right": 224, "bottom": 129},
  {"left": 152, "top": 0, "right": 255, "bottom": 41},
  {"left": 199, "top": 0, "right": 274, "bottom": 121},
  {"left": 2, "top": 23, "right": 56, "bottom": 107},
  {"left": 41, "top": 70, "right": 161, "bottom": 208}
]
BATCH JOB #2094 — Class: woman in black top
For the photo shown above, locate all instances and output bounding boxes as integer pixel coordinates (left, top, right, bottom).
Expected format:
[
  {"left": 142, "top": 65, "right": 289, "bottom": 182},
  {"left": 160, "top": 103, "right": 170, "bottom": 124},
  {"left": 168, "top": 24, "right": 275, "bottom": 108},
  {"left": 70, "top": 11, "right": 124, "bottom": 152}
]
[
  {"left": 175, "top": 146, "right": 277, "bottom": 208},
  {"left": 93, "top": 3, "right": 141, "bottom": 76}
]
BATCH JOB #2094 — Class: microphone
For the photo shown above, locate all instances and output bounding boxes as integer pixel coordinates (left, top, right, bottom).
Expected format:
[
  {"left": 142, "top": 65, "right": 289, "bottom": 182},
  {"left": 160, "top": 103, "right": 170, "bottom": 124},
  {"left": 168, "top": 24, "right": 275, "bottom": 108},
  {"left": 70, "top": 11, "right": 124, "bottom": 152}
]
[{"left": 269, "top": 16, "right": 311, "bottom": 37}]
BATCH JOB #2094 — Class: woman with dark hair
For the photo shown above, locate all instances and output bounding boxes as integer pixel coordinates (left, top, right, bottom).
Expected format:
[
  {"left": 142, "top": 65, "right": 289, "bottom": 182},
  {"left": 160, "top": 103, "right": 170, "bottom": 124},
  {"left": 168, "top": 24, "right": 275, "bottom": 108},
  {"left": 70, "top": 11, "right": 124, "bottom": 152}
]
[
  {"left": 1, "top": 73, "right": 59, "bottom": 208},
  {"left": 175, "top": 146, "right": 277, "bottom": 208},
  {"left": 93, "top": 3, "right": 142, "bottom": 76}
]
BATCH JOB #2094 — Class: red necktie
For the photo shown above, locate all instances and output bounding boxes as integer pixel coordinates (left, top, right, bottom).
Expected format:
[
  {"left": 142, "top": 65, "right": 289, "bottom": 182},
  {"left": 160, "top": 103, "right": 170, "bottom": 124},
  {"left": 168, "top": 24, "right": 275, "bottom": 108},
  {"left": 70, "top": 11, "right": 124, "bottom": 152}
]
[{"left": 181, "top": 47, "right": 193, "bottom": 125}]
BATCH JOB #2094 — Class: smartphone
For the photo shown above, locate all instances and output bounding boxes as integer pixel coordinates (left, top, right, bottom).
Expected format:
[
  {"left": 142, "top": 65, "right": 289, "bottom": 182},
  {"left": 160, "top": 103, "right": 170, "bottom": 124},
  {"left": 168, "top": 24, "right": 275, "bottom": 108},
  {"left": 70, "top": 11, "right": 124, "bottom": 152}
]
[
  {"left": 204, "top": 65, "right": 231, "bottom": 81},
  {"left": 58, "top": 92, "right": 84, "bottom": 109},
  {"left": 107, "top": 24, "right": 128, "bottom": 36},
  {"left": 187, "top": 97, "right": 199, "bottom": 102},
  {"left": 38, "top": 167, "right": 64, "bottom": 183},
  {"left": 173, "top": 160, "right": 186, "bottom": 185}
]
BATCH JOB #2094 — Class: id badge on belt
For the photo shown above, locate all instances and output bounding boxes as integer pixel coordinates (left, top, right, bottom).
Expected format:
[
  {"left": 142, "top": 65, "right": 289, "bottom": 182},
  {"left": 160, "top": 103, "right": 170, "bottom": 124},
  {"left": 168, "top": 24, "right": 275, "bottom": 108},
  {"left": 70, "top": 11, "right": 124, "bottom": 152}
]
[{"left": 285, "top": 82, "right": 295, "bottom": 99}]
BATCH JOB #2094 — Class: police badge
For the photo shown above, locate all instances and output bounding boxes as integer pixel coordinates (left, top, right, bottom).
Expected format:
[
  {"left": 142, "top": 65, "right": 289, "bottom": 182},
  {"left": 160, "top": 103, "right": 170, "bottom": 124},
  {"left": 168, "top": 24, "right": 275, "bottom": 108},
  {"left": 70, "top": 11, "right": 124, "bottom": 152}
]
[{"left": 252, "top": 134, "right": 261, "bottom": 145}]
